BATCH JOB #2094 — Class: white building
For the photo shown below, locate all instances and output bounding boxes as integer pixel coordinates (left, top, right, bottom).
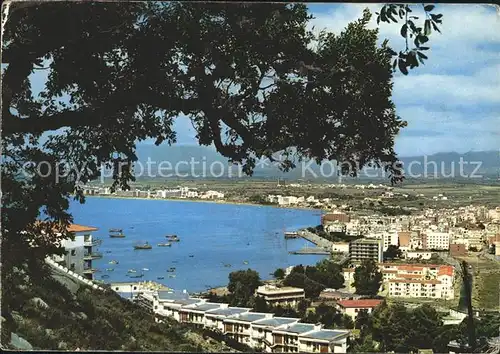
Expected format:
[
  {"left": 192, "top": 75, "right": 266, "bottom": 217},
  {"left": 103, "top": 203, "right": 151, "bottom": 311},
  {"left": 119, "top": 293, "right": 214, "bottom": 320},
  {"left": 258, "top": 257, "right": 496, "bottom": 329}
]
[
  {"left": 405, "top": 250, "right": 433, "bottom": 260},
  {"left": 256, "top": 285, "right": 305, "bottom": 307},
  {"left": 251, "top": 317, "right": 300, "bottom": 352},
  {"left": 425, "top": 231, "right": 451, "bottom": 250},
  {"left": 335, "top": 299, "right": 383, "bottom": 321},
  {"left": 50, "top": 223, "right": 100, "bottom": 280}
]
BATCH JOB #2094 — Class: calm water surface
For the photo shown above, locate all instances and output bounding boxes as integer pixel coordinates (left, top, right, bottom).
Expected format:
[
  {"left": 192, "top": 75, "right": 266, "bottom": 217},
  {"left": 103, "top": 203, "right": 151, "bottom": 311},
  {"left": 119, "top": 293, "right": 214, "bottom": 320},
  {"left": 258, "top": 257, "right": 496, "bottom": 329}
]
[{"left": 69, "top": 197, "right": 326, "bottom": 292}]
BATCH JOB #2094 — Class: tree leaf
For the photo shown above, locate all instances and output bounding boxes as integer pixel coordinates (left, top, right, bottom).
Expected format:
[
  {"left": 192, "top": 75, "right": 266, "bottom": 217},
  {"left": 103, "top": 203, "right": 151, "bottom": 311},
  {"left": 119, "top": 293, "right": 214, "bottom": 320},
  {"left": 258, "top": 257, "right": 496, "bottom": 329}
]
[
  {"left": 424, "top": 20, "right": 431, "bottom": 36},
  {"left": 431, "top": 22, "right": 441, "bottom": 33},
  {"left": 400, "top": 24, "right": 407, "bottom": 38},
  {"left": 419, "top": 46, "right": 429, "bottom": 51},
  {"left": 420, "top": 35, "right": 429, "bottom": 43},
  {"left": 424, "top": 5, "right": 435, "bottom": 12},
  {"left": 393, "top": 59, "right": 398, "bottom": 71},
  {"left": 398, "top": 59, "right": 408, "bottom": 75},
  {"left": 417, "top": 51, "right": 428, "bottom": 60}
]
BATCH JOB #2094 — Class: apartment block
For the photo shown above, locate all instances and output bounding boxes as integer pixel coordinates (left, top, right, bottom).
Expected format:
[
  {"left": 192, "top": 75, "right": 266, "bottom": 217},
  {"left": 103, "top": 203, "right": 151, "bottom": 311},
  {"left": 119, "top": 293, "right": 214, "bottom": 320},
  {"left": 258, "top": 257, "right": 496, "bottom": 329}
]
[
  {"left": 128, "top": 290, "right": 351, "bottom": 353},
  {"left": 349, "top": 238, "right": 383, "bottom": 263},
  {"left": 256, "top": 285, "right": 305, "bottom": 307}
]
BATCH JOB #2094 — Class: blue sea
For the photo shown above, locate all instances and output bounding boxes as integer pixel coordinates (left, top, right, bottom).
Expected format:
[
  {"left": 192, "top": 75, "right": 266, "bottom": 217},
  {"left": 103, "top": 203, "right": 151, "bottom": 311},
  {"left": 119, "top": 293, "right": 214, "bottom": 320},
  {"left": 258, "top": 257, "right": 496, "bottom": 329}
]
[{"left": 69, "top": 197, "right": 326, "bottom": 292}]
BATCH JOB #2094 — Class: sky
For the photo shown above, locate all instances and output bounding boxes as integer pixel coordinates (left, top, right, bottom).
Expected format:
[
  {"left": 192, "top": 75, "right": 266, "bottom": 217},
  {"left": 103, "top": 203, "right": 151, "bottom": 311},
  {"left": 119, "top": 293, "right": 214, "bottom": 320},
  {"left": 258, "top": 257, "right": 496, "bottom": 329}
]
[{"left": 26, "top": 3, "right": 500, "bottom": 157}]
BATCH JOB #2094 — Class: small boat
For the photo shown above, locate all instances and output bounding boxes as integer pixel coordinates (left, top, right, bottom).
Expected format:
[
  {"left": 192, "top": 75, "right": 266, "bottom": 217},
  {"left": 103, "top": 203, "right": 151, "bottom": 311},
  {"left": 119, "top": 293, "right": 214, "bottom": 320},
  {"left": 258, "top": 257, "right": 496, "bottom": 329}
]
[
  {"left": 105, "top": 251, "right": 112, "bottom": 254},
  {"left": 129, "top": 273, "right": 144, "bottom": 278},
  {"left": 108, "top": 260, "right": 119, "bottom": 265},
  {"left": 109, "top": 228, "right": 122, "bottom": 233},
  {"left": 157, "top": 276, "right": 165, "bottom": 280},
  {"left": 157, "top": 242, "right": 172, "bottom": 247},
  {"left": 142, "top": 268, "right": 149, "bottom": 271},
  {"left": 168, "top": 274, "right": 176, "bottom": 278},
  {"left": 243, "top": 261, "right": 249, "bottom": 265},
  {"left": 134, "top": 242, "right": 152, "bottom": 250},
  {"left": 110, "top": 233, "right": 126, "bottom": 238},
  {"left": 224, "top": 263, "right": 231, "bottom": 268},
  {"left": 106, "top": 268, "right": 114, "bottom": 272},
  {"left": 189, "top": 255, "right": 194, "bottom": 258},
  {"left": 127, "top": 269, "right": 137, "bottom": 273},
  {"left": 101, "top": 274, "right": 110, "bottom": 279},
  {"left": 166, "top": 234, "right": 180, "bottom": 242},
  {"left": 166, "top": 267, "right": 176, "bottom": 272}
]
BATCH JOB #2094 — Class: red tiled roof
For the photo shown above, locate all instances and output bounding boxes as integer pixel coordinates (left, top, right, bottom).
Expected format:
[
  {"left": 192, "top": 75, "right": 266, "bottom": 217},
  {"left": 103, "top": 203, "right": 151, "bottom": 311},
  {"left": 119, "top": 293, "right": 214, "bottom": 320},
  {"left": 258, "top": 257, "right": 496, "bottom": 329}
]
[
  {"left": 437, "top": 266, "right": 454, "bottom": 277},
  {"left": 336, "top": 299, "right": 383, "bottom": 309},
  {"left": 33, "top": 221, "right": 98, "bottom": 233},
  {"left": 66, "top": 224, "right": 98, "bottom": 232},
  {"left": 389, "top": 279, "right": 441, "bottom": 284},
  {"left": 399, "top": 274, "right": 423, "bottom": 279}
]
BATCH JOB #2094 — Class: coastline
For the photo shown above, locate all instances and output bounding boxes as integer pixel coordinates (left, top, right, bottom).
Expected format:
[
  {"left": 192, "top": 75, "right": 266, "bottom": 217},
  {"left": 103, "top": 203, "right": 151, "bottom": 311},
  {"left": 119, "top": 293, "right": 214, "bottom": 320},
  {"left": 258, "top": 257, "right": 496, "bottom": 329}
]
[{"left": 84, "top": 194, "right": 321, "bottom": 212}]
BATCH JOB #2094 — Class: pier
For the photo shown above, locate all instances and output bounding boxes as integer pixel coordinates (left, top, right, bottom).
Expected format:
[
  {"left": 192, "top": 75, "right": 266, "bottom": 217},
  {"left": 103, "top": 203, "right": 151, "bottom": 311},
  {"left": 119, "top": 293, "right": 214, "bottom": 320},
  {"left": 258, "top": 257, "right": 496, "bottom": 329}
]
[
  {"left": 284, "top": 231, "right": 300, "bottom": 239},
  {"left": 289, "top": 247, "right": 331, "bottom": 255}
]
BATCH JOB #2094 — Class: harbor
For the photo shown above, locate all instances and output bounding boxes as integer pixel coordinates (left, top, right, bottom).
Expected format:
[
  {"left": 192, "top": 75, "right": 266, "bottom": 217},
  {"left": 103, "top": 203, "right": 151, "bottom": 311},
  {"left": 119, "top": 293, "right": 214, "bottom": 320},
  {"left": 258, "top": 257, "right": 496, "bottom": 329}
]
[{"left": 69, "top": 197, "right": 327, "bottom": 292}]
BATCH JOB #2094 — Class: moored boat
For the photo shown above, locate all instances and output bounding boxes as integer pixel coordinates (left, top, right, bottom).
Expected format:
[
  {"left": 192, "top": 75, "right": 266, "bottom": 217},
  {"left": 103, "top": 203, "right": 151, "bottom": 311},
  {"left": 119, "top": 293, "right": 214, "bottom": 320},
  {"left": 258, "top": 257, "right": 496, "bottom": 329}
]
[
  {"left": 106, "top": 268, "right": 114, "bottom": 272},
  {"left": 134, "top": 242, "right": 152, "bottom": 250},
  {"left": 142, "top": 268, "right": 149, "bottom": 271},
  {"left": 109, "top": 228, "right": 122, "bottom": 233},
  {"left": 166, "top": 267, "right": 176, "bottom": 272},
  {"left": 165, "top": 234, "right": 180, "bottom": 242},
  {"left": 157, "top": 242, "right": 172, "bottom": 247},
  {"left": 129, "top": 273, "right": 144, "bottom": 278},
  {"left": 168, "top": 274, "right": 176, "bottom": 278},
  {"left": 108, "top": 260, "right": 119, "bottom": 265},
  {"left": 101, "top": 274, "right": 110, "bottom": 279},
  {"left": 127, "top": 269, "right": 137, "bottom": 273},
  {"left": 110, "top": 232, "right": 126, "bottom": 238},
  {"left": 157, "top": 276, "right": 165, "bottom": 280}
]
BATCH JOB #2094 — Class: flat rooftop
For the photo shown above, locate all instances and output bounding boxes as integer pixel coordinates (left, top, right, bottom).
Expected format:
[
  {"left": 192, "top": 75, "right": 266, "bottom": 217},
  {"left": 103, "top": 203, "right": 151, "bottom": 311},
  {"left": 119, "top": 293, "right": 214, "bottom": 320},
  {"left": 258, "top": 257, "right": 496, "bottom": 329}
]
[
  {"left": 182, "top": 302, "right": 222, "bottom": 312},
  {"left": 257, "top": 286, "right": 304, "bottom": 294},
  {"left": 226, "top": 312, "right": 269, "bottom": 323},
  {"left": 301, "top": 329, "right": 349, "bottom": 341},
  {"left": 206, "top": 307, "right": 251, "bottom": 317},
  {"left": 277, "top": 323, "right": 317, "bottom": 334},
  {"left": 252, "top": 317, "right": 298, "bottom": 328}
]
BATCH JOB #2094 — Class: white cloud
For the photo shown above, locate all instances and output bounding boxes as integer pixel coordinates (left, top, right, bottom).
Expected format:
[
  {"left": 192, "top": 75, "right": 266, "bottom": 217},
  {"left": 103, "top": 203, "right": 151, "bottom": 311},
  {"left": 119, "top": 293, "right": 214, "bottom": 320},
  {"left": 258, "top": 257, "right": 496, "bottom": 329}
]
[{"left": 309, "top": 4, "right": 500, "bottom": 155}]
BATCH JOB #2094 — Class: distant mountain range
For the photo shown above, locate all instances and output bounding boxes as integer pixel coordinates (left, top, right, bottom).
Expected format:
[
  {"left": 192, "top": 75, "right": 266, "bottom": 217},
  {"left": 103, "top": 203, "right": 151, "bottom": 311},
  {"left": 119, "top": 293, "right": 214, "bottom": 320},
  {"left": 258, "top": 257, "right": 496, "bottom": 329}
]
[{"left": 133, "top": 144, "right": 499, "bottom": 181}]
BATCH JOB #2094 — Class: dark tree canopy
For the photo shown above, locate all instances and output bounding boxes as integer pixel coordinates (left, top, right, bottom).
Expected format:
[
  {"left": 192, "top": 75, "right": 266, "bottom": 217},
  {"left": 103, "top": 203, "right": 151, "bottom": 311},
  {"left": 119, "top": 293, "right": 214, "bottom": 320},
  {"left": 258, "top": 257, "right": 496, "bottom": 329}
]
[
  {"left": 2, "top": 2, "right": 410, "bottom": 292},
  {"left": 353, "top": 259, "right": 383, "bottom": 296}
]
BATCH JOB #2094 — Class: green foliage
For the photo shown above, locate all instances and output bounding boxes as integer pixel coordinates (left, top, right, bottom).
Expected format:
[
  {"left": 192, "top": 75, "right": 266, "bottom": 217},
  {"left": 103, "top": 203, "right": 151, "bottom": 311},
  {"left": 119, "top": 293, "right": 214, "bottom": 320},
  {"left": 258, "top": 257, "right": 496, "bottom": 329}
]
[
  {"left": 227, "top": 269, "right": 262, "bottom": 306},
  {"left": 376, "top": 4, "right": 443, "bottom": 75},
  {"left": 2, "top": 269, "right": 227, "bottom": 351},
  {"left": 2, "top": 3, "right": 407, "bottom": 289},
  {"left": 383, "top": 245, "right": 402, "bottom": 260},
  {"left": 273, "top": 268, "right": 285, "bottom": 280},
  {"left": 371, "top": 301, "right": 452, "bottom": 352},
  {"left": 353, "top": 259, "right": 383, "bottom": 296}
]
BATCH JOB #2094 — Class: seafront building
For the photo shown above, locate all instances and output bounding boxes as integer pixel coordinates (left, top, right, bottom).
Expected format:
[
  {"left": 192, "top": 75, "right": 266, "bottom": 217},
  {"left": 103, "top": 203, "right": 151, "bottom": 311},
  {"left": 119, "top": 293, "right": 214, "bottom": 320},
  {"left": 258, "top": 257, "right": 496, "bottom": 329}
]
[
  {"left": 255, "top": 285, "right": 305, "bottom": 307},
  {"left": 348, "top": 238, "right": 383, "bottom": 263},
  {"left": 132, "top": 289, "right": 350, "bottom": 353},
  {"left": 46, "top": 223, "right": 101, "bottom": 280}
]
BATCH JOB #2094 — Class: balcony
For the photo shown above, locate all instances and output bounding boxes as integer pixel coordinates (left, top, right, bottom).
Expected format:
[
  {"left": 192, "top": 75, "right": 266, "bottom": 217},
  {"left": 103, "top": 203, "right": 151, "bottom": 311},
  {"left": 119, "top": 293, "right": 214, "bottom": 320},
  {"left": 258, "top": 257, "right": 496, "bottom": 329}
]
[
  {"left": 84, "top": 238, "right": 102, "bottom": 247},
  {"left": 84, "top": 252, "right": 103, "bottom": 260}
]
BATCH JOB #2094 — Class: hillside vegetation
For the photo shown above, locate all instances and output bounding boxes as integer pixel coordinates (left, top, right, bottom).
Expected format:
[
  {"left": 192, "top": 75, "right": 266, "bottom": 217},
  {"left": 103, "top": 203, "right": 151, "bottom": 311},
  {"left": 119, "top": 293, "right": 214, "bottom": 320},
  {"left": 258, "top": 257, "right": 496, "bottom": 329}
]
[{"left": 1, "top": 261, "right": 233, "bottom": 352}]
